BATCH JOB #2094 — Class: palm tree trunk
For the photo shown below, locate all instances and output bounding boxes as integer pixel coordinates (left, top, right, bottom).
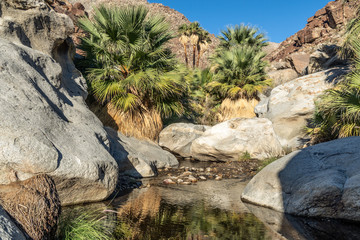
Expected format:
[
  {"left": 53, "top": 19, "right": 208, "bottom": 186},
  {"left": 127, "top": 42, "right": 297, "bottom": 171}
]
[
  {"left": 196, "top": 49, "right": 202, "bottom": 67},
  {"left": 192, "top": 45, "right": 196, "bottom": 68},
  {"left": 183, "top": 44, "right": 189, "bottom": 67}
]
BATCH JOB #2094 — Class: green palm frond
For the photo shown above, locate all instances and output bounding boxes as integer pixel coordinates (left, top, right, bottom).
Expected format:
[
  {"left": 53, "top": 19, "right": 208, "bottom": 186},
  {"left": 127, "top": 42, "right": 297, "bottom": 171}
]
[{"left": 78, "top": 5, "right": 185, "bottom": 121}]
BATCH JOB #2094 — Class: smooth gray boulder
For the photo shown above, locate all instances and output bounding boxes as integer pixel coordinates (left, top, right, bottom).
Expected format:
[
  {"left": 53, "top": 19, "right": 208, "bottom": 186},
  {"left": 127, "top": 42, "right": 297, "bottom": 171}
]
[
  {"left": 0, "top": 206, "right": 27, "bottom": 240},
  {"left": 0, "top": 38, "right": 119, "bottom": 206},
  {"left": 241, "top": 137, "right": 360, "bottom": 221},
  {"left": 191, "top": 118, "right": 283, "bottom": 161},
  {"left": 159, "top": 123, "right": 209, "bottom": 158},
  {"left": 106, "top": 128, "right": 178, "bottom": 177},
  {"left": 263, "top": 67, "right": 348, "bottom": 149}
]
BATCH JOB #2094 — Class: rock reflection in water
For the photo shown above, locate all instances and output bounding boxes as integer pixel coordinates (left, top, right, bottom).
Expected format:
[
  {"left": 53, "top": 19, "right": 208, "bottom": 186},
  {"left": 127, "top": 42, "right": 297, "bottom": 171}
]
[
  {"left": 114, "top": 188, "right": 270, "bottom": 240},
  {"left": 245, "top": 203, "right": 360, "bottom": 240}
]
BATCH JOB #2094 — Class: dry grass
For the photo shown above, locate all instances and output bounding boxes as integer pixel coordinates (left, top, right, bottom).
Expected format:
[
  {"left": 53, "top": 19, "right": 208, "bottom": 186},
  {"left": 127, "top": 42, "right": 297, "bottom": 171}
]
[
  {"left": 217, "top": 98, "right": 258, "bottom": 122},
  {"left": 0, "top": 174, "right": 61, "bottom": 240}
]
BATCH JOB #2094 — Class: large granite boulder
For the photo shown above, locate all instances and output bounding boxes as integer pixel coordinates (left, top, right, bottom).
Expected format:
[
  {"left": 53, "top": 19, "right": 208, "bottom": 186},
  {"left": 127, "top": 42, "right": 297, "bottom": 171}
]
[
  {"left": 159, "top": 123, "right": 210, "bottom": 158},
  {"left": 0, "top": 0, "right": 180, "bottom": 206},
  {"left": 0, "top": 38, "right": 118, "bottom": 206},
  {"left": 107, "top": 128, "right": 178, "bottom": 177},
  {"left": 262, "top": 67, "right": 348, "bottom": 149},
  {"left": 241, "top": 137, "right": 360, "bottom": 221},
  {"left": 191, "top": 118, "right": 283, "bottom": 161}
]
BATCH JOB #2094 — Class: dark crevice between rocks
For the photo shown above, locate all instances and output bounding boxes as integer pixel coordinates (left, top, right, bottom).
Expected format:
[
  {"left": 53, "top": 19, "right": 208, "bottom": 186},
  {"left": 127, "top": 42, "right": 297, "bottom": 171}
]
[{"left": 8, "top": 22, "right": 31, "bottom": 48}]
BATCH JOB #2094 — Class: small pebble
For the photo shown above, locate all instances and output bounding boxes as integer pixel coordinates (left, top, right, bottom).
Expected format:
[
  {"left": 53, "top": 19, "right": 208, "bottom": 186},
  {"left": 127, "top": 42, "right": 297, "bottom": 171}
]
[
  {"left": 182, "top": 171, "right": 193, "bottom": 176},
  {"left": 163, "top": 179, "right": 176, "bottom": 185},
  {"left": 215, "top": 175, "right": 222, "bottom": 181},
  {"left": 188, "top": 175, "right": 197, "bottom": 183},
  {"left": 199, "top": 168, "right": 204, "bottom": 172},
  {"left": 199, "top": 176, "right": 207, "bottom": 181},
  {"left": 206, "top": 167, "right": 211, "bottom": 172},
  {"left": 177, "top": 179, "right": 184, "bottom": 184},
  {"left": 180, "top": 181, "right": 191, "bottom": 185}
]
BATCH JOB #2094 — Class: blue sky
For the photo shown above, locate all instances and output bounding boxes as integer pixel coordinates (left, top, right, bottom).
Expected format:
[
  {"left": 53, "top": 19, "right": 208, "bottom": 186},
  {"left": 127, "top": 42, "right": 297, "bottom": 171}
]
[{"left": 148, "top": 0, "right": 331, "bottom": 43}]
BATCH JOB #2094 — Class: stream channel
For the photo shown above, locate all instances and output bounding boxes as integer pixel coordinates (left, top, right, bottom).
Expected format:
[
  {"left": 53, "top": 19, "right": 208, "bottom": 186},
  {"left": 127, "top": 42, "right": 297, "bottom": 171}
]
[{"left": 63, "top": 160, "right": 360, "bottom": 240}]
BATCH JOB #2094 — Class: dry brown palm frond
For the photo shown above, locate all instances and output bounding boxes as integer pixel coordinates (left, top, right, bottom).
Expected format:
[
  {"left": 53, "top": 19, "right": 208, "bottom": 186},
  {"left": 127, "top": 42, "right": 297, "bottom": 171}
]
[
  {"left": 217, "top": 98, "right": 258, "bottom": 122},
  {"left": 88, "top": 101, "right": 163, "bottom": 141},
  {"left": 0, "top": 174, "right": 61, "bottom": 240}
]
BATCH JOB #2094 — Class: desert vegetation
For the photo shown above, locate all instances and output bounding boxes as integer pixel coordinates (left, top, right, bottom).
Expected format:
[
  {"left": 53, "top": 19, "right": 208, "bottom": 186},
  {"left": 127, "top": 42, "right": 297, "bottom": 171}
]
[
  {"left": 309, "top": 9, "right": 360, "bottom": 143},
  {"left": 77, "top": 5, "right": 271, "bottom": 137}
]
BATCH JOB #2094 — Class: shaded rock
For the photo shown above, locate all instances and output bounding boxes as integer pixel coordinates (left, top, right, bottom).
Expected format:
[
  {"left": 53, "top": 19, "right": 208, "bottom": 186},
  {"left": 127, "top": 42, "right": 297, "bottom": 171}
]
[
  {"left": 241, "top": 137, "right": 360, "bottom": 222},
  {"left": 254, "top": 94, "right": 269, "bottom": 118},
  {"left": 0, "top": 206, "right": 27, "bottom": 240},
  {"left": 106, "top": 127, "right": 178, "bottom": 178},
  {"left": 191, "top": 118, "right": 283, "bottom": 161},
  {"left": 308, "top": 44, "right": 346, "bottom": 74},
  {"left": 0, "top": 174, "right": 60, "bottom": 240},
  {"left": 264, "top": 67, "right": 348, "bottom": 149},
  {"left": 159, "top": 123, "right": 209, "bottom": 158},
  {"left": 267, "top": 68, "right": 299, "bottom": 86}
]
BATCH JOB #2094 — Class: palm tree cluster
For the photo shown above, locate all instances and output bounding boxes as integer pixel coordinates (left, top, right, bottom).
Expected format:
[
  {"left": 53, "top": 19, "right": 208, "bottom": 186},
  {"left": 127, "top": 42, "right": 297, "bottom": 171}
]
[
  {"left": 310, "top": 10, "right": 360, "bottom": 143},
  {"left": 178, "top": 22, "right": 212, "bottom": 68},
  {"left": 209, "top": 24, "right": 270, "bottom": 101},
  {"left": 78, "top": 5, "right": 186, "bottom": 139}
]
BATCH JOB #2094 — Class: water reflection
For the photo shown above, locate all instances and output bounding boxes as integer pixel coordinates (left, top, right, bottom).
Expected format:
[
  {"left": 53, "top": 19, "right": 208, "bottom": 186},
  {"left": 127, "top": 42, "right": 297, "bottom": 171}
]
[{"left": 114, "top": 188, "right": 270, "bottom": 240}]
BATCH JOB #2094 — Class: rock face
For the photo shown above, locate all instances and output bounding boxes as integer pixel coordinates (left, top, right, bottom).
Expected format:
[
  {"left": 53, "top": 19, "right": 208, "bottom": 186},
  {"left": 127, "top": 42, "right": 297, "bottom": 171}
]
[
  {"left": 258, "top": 67, "right": 348, "bottom": 149},
  {"left": 159, "top": 123, "right": 210, "bottom": 158},
  {"left": 107, "top": 128, "right": 179, "bottom": 177},
  {"left": 241, "top": 137, "right": 360, "bottom": 222},
  {"left": 0, "top": 0, "right": 74, "bottom": 56},
  {"left": 0, "top": 0, "right": 178, "bottom": 205},
  {"left": 267, "top": 0, "right": 359, "bottom": 63},
  {"left": 191, "top": 118, "right": 283, "bottom": 161},
  {"left": 0, "top": 37, "right": 118, "bottom": 206},
  {"left": 0, "top": 206, "right": 27, "bottom": 240}
]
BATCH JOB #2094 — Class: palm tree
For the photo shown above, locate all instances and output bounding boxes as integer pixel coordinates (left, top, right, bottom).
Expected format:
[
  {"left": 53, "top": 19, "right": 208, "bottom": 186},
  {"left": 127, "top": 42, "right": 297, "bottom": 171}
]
[
  {"left": 208, "top": 45, "right": 270, "bottom": 100},
  {"left": 189, "top": 21, "right": 201, "bottom": 68},
  {"left": 178, "top": 23, "right": 190, "bottom": 67},
  {"left": 310, "top": 10, "right": 360, "bottom": 143},
  {"left": 78, "top": 5, "right": 186, "bottom": 139},
  {"left": 196, "top": 29, "right": 212, "bottom": 67},
  {"left": 218, "top": 24, "right": 268, "bottom": 51}
]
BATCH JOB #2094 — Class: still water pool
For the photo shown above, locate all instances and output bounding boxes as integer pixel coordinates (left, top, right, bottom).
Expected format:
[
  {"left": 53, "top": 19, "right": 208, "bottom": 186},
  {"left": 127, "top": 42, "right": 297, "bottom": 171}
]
[{"left": 63, "top": 179, "right": 360, "bottom": 240}]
